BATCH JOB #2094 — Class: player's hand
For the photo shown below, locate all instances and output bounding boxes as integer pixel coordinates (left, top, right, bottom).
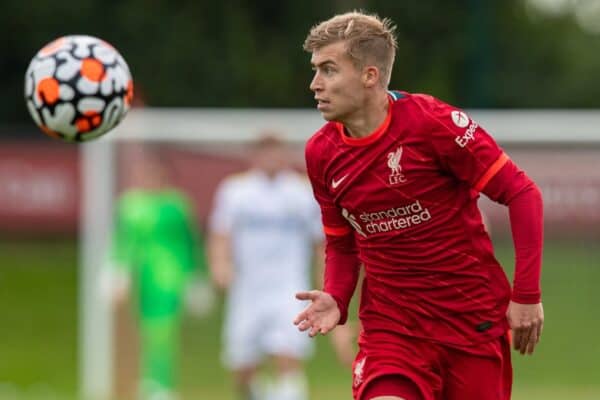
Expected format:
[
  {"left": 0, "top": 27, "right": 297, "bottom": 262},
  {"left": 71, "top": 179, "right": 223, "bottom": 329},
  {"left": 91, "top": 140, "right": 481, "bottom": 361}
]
[
  {"left": 293, "top": 290, "right": 340, "bottom": 337},
  {"left": 507, "top": 301, "right": 544, "bottom": 355},
  {"left": 210, "top": 263, "right": 233, "bottom": 292},
  {"left": 184, "top": 277, "right": 216, "bottom": 318},
  {"left": 99, "top": 267, "right": 130, "bottom": 307}
]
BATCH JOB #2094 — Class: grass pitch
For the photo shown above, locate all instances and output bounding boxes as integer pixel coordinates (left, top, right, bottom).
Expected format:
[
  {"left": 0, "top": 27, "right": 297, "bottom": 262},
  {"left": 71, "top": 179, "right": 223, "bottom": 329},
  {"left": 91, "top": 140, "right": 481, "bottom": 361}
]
[{"left": 0, "top": 238, "right": 598, "bottom": 399}]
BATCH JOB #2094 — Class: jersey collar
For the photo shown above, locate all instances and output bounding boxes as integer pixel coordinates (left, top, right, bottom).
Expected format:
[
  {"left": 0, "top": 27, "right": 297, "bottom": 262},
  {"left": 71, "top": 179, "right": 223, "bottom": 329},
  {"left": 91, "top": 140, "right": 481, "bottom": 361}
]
[{"left": 335, "top": 96, "right": 393, "bottom": 147}]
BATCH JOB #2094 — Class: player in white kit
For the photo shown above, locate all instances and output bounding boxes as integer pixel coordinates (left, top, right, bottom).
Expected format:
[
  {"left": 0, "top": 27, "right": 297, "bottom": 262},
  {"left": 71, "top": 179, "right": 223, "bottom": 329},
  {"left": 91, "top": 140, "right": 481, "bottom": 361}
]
[{"left": 209, "top": 134, "right": 340, "bottom": 400}]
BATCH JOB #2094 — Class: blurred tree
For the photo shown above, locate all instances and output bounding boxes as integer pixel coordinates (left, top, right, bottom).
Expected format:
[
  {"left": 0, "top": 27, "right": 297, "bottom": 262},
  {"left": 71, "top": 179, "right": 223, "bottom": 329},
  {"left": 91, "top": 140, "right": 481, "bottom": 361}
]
[{"left": 3, "top": 0, "right": 600, "bottom": 135}]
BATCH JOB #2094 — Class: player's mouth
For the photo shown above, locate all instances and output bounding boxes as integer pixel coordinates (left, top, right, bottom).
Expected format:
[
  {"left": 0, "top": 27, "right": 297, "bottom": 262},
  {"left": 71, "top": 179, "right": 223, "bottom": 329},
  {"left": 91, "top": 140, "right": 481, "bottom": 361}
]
[{"left": 316, "top": 98, "right": 330, "bottom": 110}]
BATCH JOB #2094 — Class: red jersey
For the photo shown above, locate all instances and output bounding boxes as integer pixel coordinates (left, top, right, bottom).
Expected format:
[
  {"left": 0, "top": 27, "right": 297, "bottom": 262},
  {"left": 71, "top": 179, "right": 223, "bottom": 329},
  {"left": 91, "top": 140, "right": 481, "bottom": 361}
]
[{"left": 306, "top": 91, "right": 525, "bottom": 347}]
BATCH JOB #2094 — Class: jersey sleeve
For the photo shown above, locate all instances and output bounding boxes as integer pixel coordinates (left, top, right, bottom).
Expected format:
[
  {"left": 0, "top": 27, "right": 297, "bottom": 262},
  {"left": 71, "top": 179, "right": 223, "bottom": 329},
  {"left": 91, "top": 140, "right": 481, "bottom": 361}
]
[
  {"left": 208, "top": 178, "right": 236, "bottom": 235},
  {"left": 305, "top": 138, "right": 352, "bottom": 236},
  {"left": 424, "top": 98, "right": 543, "bottom": 303},
  {"left": 482, "top": 160, "right": 544, "bottom": 303},
  {"left": 305, "top": 135, "right": 360, "bottom": 324},
  {"left": 425, "top": 100, "right": 508, "bottom": 191}
]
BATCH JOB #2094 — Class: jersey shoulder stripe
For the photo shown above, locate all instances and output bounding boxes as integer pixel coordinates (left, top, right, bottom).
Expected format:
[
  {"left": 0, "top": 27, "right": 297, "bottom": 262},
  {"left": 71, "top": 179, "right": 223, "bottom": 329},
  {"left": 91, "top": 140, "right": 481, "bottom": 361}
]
[
  {"left": 474, "top": 152, "right": 510, "bottom": 192},
  {"left": 387, "top": 90, "right": 406, "bottom": 101}
]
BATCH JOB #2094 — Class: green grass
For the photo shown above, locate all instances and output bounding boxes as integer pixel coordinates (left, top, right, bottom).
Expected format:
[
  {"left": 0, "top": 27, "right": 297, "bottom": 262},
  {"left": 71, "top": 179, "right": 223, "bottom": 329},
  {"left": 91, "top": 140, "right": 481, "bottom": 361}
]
[
  {"left": 0, "top": 239, "right": 77, "bottom": 398},
  {"left": 495, "top": 239, "right": 600, "bottom": 389},
  {"left": 0, "top": 238, "right": 598, "bottom": 399}
]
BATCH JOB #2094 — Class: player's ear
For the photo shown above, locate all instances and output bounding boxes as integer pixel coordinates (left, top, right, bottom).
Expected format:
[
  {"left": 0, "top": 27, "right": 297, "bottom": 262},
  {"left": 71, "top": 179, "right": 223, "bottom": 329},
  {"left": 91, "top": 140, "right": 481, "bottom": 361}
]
[{"left": 363, "top": 65, "right": 380, "bottom": 88}]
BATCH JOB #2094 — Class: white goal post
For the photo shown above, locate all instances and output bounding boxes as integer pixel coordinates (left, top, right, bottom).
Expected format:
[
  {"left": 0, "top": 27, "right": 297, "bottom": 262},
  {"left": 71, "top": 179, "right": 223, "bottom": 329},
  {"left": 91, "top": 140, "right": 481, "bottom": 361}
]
[{"left": 79, "top": 107, "right": 600, "bottom": 399}]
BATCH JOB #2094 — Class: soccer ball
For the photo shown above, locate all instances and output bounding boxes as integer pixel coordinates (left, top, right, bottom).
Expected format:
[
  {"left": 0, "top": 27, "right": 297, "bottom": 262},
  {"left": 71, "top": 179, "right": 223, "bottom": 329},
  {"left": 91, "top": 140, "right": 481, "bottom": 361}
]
[{"left": 24, "top": 35, "right": 133, "bottom": 142}]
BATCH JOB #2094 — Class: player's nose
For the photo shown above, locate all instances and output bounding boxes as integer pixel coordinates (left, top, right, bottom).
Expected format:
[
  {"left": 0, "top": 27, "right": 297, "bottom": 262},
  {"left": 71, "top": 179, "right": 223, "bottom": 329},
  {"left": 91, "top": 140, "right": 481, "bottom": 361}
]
[{"left": 309, "top": 73, "right": 322, "bottom": 92}]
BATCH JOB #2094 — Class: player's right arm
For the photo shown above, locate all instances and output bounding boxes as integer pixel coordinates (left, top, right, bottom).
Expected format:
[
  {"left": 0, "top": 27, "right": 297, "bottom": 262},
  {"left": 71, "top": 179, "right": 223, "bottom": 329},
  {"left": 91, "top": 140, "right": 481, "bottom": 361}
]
[
  {"left": 207, "top": 179, "right": 236, "bottom": 291},
  {"left": 207, "top": 232, "right": 233, "bottom": 291},
  {"left": 294, "top": 135, "right": 361, "bottom": 336}
]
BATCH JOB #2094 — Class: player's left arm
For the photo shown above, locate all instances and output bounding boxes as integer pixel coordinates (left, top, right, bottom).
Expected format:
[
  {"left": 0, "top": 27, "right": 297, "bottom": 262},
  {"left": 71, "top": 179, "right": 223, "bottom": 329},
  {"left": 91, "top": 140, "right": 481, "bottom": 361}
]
[
  {"left": 428, "top": 102, "right": 544, "bottom": 356},
  {"left": 482, "top": 158, "right": 544, "bottom": 356},
  {"left": 180, "top": 194, "right": 211, "bottom": 280},
  {"left": 179, "top": 193, "right": 216, "bottom": 317}
]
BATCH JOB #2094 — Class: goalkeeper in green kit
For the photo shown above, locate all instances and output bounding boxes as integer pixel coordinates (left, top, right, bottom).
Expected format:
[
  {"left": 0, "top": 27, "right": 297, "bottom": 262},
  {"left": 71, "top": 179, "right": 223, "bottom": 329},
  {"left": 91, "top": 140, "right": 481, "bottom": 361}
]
[{"left": 108, "top": 146, "right": 212, "bottom": 400}]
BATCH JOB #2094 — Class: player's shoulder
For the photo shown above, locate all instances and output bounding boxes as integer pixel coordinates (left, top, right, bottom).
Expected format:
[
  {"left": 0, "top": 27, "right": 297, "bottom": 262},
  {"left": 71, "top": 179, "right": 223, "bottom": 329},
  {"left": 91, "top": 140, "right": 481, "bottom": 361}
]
[
  {"left": 116, "top": 189, "right": 153, "bottom": 218},
  {"left": 215, "top": 171, "right": 255, "bottom": 195},
  {"left": 305, "top": 121, "right": 339, "bottom": 173},
  {"left": 280, "top": 170, "right": 312, "bottom": 190},
  {"left": 307, "top": 121, "right": 337, "bottom": 147},
  {"left": 278, "top": 171, "right": 316, "bottom": 208},
  {"left": 391, "top": 90, "right": 469, "bottom": 132},
  {"left": 390, "top": 90, "right": 452, "bottom": 114},
  {"left": 220, "top": 171, "right": 253, "bottom": 185},
  {"left": 163, "top": 188, "right": 194, "bottom": 207},
  {"left": 117, "top": 189, "right": 147, "bottom": 206}
]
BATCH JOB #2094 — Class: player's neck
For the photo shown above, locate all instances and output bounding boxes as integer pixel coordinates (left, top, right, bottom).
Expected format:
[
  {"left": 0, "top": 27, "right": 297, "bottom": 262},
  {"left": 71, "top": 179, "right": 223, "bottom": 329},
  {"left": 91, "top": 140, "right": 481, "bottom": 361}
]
[
  {"left": 341, "top": 92, "right": 389, "bottom": 139},
  {"left": 254, "top": 167, "right": 285, "bottom": 180}
]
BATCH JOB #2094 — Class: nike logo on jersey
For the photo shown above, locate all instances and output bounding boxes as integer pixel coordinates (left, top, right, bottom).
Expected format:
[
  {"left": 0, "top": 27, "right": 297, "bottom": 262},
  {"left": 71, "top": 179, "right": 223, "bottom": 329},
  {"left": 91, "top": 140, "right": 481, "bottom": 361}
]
[{"left": 331, "top": 174, "right": 349, "bottom": 189}]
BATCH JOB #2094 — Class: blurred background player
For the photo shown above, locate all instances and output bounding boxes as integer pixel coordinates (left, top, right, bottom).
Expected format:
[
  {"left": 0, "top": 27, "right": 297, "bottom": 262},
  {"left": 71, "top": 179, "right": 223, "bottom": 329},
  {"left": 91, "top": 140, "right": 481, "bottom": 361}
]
[
  {"left": 208, "top": 133, "right": 354, "bottom": 400},
  {"left": 107, "top": 144, "right": 212, "bottom": 400}
]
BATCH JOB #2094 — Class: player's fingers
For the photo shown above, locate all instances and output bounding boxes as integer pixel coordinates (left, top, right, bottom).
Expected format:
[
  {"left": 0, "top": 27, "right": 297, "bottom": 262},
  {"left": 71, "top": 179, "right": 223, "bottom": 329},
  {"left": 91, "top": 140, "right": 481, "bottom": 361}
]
[
  {"left": 297, "top": 319, "right": 312, "bottom": 332},
  {"left": 293, "top": 309, "right": 309, "bottom": 325},
  {"left": 536, "top": 319, "right": 544, "bottom": 343},
  {"left": 293, "top": 300, "right": 320, "bottom": 325},
  {"left": 525, "top": 325, "right": 538, "bottom": 355},
  {"left": 300, "top": 290, "right": 322, "bottom": 301},
  {"left": 320, "top": 325, "right": 332, "bottom": 335},
  {"left": 295, "top": 291, "right": 313, "bottom": 301},
  {"left": 511, "top": 328, "right": 522, "bottom": 352},
  {"left": 513, "top": 326, "right": 528, "bottom": 353},
  {"left": 308, "top": 325, "right": 320, "bottom": 338},
  {"left": 518, "top": 326, "right": 532, "bottom": 355}
]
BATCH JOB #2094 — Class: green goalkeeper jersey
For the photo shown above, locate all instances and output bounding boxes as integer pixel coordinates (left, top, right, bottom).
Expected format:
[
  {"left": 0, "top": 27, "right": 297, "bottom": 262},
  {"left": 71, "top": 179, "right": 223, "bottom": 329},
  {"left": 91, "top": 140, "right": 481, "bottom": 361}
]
[{"left": 113, "top": 188, "right": 207, "bottom": 317}]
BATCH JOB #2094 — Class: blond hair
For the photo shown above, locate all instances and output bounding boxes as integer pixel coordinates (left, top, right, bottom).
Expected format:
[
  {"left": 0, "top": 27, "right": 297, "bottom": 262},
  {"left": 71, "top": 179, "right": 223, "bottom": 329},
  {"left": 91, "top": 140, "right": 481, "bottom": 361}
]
[{"left": 303, "top": 11, "right": 397, "bottom": 87}]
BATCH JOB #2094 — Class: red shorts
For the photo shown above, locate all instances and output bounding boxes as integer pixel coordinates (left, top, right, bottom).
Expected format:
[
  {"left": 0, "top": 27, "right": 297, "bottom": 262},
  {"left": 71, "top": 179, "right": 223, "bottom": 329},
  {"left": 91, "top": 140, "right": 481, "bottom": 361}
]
[{"left": 353, "top": 331, "right": 512, "bottom": 400}]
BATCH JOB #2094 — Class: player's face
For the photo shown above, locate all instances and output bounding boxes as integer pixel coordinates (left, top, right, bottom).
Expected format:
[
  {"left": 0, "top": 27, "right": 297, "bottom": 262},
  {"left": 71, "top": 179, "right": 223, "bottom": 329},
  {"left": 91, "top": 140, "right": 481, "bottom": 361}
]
[
  {"left": 127, "top": 149, "right": 170, "bottom": 189},
  {"left": 309, "top": 41, "right": 367, "bottom": 122},
  {"left": 253, "top": 144, "right": 288, "bottom": 176}
]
